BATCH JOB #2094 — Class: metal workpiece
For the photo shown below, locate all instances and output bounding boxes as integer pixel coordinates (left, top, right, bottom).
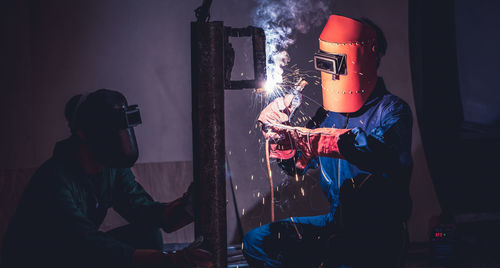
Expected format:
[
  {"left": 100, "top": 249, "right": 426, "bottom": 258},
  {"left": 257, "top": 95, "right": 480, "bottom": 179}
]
[
  {"left": 191, "top": 17, "right": 266, "bottom": 267},
  {"left": 191, "top": 21, "right": 227, "bottom": 268},
  {"left": 224, "top": 26, "right": 267, "bottom": 90}
]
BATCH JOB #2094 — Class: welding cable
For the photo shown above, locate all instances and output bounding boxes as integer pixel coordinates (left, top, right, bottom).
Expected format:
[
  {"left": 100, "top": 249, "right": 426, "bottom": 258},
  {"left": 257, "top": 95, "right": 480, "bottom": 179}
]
[
  {"left": 265, "top": 130, "right": 297, "bottom": 223},
  {"left": 265, "top": 138, "right": 275, "bottom": 222},
  {"left": 263, "top": 79, "right": 307, "bottom": 223},
  {"left": 263, "top": 122, "right": 334, "bottom": 223}
]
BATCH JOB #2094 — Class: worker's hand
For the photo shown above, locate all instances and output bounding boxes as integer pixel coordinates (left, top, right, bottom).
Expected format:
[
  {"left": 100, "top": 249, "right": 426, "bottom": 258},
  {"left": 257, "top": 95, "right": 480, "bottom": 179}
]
[
  {"left": 166, "top": 248, "right": 213, "bottom": 268},
  {"left": 286, "top": 127, "right": 352, "bottom": 169},
  {"left": 161, "top": 186, "right": 194, "bottom": 233},
  {"left": 258, "top": 94, "right": 295, "bottom": 139},
  {"left": 258, "top": 94, "right": 297, "bottom": 159}
]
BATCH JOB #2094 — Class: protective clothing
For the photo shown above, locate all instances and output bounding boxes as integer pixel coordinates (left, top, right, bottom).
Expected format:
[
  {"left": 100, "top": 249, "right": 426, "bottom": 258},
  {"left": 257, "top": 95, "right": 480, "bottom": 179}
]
[
  {"left": 75, "top": 89, "right": 142, "bottom": 168},
  {"left": 257, "top": 94, "right": 297, "bottom": 159},
  {"left": 244, "top": 78, "right": 413, "bottom": 267},
  {"left": 285, "top": 127, "right": 351, "bottom": 169},
  {"left": 316, "top": 15, "right": 378, "bottom": 113},
  {"left": 1, "top": 136, "right": 193, "bottom": 268}
]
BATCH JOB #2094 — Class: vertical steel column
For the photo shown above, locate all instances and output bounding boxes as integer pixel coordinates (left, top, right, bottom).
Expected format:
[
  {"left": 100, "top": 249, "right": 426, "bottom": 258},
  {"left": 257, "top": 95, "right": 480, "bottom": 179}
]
[
  {"left": 252, "top": 27, "right": 267, "bottom": 85},
  {"left": 191, "top": 21, "right": 227, "bottom": 268}
]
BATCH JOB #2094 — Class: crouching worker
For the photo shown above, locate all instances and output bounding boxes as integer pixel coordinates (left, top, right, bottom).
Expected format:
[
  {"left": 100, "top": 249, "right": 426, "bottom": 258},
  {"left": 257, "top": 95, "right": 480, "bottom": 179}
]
[
  {"left": 243, "top": 15, "right": 412, "bottom": 267},
  {"left": 1, "top": 89, "right": 213, "bottom": 268}
]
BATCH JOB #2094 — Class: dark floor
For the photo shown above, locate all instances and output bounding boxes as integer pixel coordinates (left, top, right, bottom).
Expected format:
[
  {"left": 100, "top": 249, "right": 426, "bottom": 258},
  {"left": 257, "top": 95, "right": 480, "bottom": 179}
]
[{"left": 164, "top": 243, "right": 500, "bottom": 268}]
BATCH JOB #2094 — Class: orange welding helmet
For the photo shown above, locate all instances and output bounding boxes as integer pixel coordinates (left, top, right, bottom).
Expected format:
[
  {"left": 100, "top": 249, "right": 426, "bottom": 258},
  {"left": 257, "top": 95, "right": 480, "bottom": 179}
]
[{"left": 315, "top": 15, "right": 378, "bottom": 113}]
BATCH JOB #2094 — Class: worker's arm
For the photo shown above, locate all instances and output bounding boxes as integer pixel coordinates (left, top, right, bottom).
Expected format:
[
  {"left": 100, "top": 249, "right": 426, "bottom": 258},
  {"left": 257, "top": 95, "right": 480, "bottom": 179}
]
[
  {"left": 112, "top": 168, "right": 193, "bottom": 233},
  {"left": 259, "top": 98, "right": 327, "bottom": 176},
  {"left": 338, "top": 101, "right": 413, "bottom": 177},
  {"left": 285, "top": 100, "right": 413, "bottom": 177}
]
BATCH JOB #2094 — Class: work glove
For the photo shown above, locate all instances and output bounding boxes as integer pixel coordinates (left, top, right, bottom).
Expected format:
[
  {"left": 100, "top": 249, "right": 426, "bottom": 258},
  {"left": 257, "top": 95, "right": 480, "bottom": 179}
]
[
  {"left": 132, "top": 248, "right": 213, "bottom": 268},
  {"left": 284, "top": 126, "right": 353, "bottom": 169},
  {"left": 161, "top": 183, "right": 194, "bottom": 233},
  {"left": 257, "top": 94, "right": 296, "bottom": 159}
]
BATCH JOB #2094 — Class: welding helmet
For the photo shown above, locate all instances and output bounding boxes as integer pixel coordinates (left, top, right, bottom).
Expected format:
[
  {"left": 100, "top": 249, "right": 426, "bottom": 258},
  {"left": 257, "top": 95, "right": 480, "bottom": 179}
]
[
  {"left": 72, "top": 89, "right": 142, "bottom": 168},
  {"left": 315, "top": 15, "right": 378, "bottom": 113}
]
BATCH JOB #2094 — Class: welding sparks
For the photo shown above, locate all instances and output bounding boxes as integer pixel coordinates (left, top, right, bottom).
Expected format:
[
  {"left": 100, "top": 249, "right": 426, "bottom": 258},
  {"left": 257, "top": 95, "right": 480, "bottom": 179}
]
[
  {"left": 252, "top": 0, "right": 329, "bottom": 225},
  {"left": 253, "top": 0, "right": 329, "bottom": 100}
]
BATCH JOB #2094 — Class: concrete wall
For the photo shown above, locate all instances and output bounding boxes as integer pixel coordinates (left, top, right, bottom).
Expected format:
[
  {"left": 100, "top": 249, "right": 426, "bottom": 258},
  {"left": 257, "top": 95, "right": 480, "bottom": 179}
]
[{"left": 0, "top": 0, "right": 440, "bottom": 245}]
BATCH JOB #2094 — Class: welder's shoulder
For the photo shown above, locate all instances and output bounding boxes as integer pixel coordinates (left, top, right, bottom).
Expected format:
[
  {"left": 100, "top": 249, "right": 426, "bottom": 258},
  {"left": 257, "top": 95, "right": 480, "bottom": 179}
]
[
  {"left": 379, "top": 92, "right": 412, "bottom": 118},
  {"left": 27, "top": 158, "right": 79, "bottom": 192}
]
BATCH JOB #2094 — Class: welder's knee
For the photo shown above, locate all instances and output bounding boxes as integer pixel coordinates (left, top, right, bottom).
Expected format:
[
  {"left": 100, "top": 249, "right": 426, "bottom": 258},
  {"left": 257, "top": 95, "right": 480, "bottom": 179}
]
[
  {"left": 242, "top": 224, "right": 272, "bottom": 262},
  {"left": 242, "top": 228, "right": 261, "bottom": 255}
]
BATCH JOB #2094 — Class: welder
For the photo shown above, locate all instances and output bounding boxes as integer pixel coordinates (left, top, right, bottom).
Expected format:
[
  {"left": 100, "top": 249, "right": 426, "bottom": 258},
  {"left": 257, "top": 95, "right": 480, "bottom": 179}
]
[
  {"left": 1, "top": 89, "right": 213, "bottom": 268},
  {"left": 243, "top": 15, "right": 413, "bottom": 267}
]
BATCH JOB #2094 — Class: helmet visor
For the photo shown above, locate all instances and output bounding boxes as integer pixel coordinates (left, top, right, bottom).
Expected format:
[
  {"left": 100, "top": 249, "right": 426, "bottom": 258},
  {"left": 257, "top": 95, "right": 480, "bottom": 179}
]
[{"left": 314, "top": 50, "right": 347, "bottom": 76}]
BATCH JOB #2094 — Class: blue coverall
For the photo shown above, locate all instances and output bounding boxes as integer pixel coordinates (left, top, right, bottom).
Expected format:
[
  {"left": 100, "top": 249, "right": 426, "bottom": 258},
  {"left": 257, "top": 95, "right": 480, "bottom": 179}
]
[{"left": 243, "top": 78, "right": 413, "bottom": 267}]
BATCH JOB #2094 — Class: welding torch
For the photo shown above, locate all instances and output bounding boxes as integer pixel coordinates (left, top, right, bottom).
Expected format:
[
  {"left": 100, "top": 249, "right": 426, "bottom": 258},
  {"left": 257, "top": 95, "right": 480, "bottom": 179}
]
[
  {"left": 261, "top": 79, "right": 308, "bottom": 140},
  {"left": 288, "top": 79, "right": 308, "bottom": 122}
]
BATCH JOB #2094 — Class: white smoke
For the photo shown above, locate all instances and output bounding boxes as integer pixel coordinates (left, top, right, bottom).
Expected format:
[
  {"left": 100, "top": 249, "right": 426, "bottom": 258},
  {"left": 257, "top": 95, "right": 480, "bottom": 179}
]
[{"left": 253, "top": 0, "right": 330, "bottom": 93}]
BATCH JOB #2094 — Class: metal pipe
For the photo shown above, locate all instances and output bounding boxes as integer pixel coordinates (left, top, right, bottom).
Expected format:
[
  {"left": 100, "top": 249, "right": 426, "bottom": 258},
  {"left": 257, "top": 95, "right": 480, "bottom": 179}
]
[{"left": 191, "top": 21, "right": 227, "bottom": 268}]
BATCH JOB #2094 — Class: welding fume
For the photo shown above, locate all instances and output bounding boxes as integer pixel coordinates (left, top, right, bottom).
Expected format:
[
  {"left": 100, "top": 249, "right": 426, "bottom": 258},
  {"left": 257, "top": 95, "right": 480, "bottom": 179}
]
[{"left": 242, "top": 15, "right": 414, "bottom": 268}]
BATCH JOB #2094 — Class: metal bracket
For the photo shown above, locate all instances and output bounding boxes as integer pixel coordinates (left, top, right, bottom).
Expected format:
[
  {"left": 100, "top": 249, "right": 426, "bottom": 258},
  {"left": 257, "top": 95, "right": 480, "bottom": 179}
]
[{"left": 224, "top": 26, "right": 267, "bottom": 90}]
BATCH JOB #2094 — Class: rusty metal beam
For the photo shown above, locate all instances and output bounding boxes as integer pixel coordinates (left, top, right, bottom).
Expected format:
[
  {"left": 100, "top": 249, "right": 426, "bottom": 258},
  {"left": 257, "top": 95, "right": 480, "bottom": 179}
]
[{"left": 191, "top": 21, "right": 227, "bottom": 268}]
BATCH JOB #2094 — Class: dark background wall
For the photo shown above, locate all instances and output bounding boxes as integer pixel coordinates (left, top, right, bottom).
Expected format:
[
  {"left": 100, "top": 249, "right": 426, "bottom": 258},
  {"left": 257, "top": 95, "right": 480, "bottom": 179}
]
[
  {"left": 455, "top": 0, "right": 500, "bottom": 127},
  {"left": 0, "top": 0, "right": 440, "bottom": 249}
]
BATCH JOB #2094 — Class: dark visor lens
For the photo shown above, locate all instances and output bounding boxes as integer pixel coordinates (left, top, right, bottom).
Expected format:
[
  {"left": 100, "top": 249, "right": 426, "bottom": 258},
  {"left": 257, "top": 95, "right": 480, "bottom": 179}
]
[
  {"left": 314, "top": 52, "right": 347, "bottom": 75},
  {"left": 315, "top": 57, "right": 336, "bottom": 73},
  {"left": 125, "top": 106, "right": 142, "bottom": 128}
]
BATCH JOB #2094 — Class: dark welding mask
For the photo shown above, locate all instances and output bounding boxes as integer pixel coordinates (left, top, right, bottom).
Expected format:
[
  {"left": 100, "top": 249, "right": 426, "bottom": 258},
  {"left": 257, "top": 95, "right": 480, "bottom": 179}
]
[{"left": 75, "top": 89, "right": 142, "bottom": 168}]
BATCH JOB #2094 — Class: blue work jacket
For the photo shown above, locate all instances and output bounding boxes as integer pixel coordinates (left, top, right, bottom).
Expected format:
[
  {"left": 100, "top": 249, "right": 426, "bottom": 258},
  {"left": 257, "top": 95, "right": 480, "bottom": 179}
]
[{"left": 280, "top": 78, "right": 413, "bottom": 221}]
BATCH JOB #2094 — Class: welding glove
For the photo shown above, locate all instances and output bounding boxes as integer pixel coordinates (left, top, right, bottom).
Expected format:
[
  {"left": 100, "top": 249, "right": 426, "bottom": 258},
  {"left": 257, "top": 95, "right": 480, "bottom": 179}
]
[
  {"left": 161, "top": 183, "right": 194, "bottom": 233},
  {"left": 258, "top": 94, "right": 296, "bottom": 159},
  {"left": 132, "top": 248, "right": 213, "bottom": 268},
  {"left": 286, "top": 127, "right": 353, "bottom": 169}
]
